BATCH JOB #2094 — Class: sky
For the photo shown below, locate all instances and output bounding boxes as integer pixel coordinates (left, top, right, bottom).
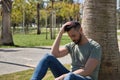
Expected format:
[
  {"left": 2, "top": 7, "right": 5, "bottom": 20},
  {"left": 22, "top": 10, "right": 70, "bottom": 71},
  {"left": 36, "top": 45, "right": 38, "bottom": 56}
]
[
  {"left": 74, "top": 0, "right": 84, "bottom": 3},
  {"left": 117, "top": 0, "right": 120, "bottom": 9}
]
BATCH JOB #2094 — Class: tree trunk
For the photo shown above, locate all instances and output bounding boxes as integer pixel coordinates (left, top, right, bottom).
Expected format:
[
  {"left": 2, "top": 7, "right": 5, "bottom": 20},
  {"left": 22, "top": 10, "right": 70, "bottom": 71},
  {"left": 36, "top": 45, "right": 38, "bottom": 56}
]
[
  {"left": 1, "top": 0, "right": 14, "bottom": 46},
  {"left": 37, "top": 3, "right": 41, "bottom": 35},
  {"left": 82, "top": 0, "right": 120, "bottom": 80}
]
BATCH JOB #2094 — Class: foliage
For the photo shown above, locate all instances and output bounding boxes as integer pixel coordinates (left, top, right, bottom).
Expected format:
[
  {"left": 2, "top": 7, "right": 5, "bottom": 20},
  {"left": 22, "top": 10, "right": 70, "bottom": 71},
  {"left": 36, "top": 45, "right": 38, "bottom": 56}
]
[
  {"left": 11, "top": 0, "right": 81, "bottom": 27},
  {"left": 12, "top": 0, "right": 37, "bottom": 26},
  {"left": 13, "top": 33, "right": 71, "bottom": 47}
]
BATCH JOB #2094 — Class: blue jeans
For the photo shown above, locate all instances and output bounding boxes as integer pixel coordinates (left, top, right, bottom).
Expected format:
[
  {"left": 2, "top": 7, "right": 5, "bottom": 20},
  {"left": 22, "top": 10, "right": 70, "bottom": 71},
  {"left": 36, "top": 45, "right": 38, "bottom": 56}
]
[{"left": 31, "top": 54, "right": 92, "bottom": 80}]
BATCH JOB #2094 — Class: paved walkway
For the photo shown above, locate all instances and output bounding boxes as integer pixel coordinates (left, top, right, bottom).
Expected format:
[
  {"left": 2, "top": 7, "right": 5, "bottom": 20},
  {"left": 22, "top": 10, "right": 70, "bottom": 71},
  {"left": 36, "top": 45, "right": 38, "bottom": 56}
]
[{"left": 0, "top": 47, "right": 71, "bottom": 75}]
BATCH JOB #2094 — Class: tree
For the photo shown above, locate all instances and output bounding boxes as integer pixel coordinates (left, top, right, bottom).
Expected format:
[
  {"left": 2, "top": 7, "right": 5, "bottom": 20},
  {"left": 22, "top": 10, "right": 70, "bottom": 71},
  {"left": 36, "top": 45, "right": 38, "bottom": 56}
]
[
  {"left": 12, "top": 0, "right": 23, "bottom": 33},
  {"left": 12, "top": 0, "right": 37, "bottom": 34},
  {"left": 0, "top": 0, "right": 14, "bottom": 46},
  {"left": 36, "top": 0, "right": 44, "bottom": 34},
  {"left": 82, "top": 0, "right": 120, "bottom": 80},
  {"left": 62, "top": 0, "right": 74, "bottom": 4},
  {"left": 37, "top": 3, "right": 41, "bottom": 34}
]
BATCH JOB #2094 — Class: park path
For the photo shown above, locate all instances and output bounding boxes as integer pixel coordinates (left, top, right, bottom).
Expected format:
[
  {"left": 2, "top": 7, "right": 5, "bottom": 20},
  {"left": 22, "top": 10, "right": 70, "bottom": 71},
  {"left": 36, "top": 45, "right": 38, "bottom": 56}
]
[{"left": 0, "top": 47, "right": 71, "bottom": 75}]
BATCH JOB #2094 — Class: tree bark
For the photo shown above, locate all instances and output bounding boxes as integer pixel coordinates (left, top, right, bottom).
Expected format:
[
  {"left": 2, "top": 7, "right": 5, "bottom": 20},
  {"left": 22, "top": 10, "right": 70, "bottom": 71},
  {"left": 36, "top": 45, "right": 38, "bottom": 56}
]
[
  {"left": 1, "top": 0, "right": 14, "bottom": 46},
  {"left": 82, "top": 0, "right": 120, "bottom": 80},
  {"left": 37, "top": 3, "right": 41, "bottom": 35}
]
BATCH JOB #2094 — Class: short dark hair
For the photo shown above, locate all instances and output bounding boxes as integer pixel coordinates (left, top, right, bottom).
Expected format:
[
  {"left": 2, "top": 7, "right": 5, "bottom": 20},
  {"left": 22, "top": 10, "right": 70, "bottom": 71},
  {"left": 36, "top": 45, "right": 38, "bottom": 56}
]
[{"left": 64, "top": 21, "right": 81, "bottom": 32}]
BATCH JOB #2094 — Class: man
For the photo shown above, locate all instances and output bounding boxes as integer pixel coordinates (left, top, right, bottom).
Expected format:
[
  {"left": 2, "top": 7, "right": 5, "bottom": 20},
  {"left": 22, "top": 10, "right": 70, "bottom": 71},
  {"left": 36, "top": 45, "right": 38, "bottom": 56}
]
[{"left": 31, "top": 21, "right": 102, "bottom": 80}]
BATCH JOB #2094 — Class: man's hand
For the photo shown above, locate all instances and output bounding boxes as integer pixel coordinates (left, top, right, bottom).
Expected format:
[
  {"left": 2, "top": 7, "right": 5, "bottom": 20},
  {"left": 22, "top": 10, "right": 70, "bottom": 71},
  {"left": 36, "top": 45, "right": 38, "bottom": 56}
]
[
  {"left": 55, "top": 74, "right": 66, "bottom": 80},
  {"left": 60, "top": 21, "right": 72, "bottom": 34},
  {"left": 60, "top": 24, "right": 66, "bottom": 34}
]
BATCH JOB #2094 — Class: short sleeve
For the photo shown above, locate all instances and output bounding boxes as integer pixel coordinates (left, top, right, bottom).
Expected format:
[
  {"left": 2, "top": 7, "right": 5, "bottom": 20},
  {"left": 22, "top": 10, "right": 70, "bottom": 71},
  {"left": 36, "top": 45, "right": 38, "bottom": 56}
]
[
  {"left": 65, "top": 43, "right": 72, "bottom": 54},
  {"left": 89, "top": 45, "right": 102, "bottom": 61}
]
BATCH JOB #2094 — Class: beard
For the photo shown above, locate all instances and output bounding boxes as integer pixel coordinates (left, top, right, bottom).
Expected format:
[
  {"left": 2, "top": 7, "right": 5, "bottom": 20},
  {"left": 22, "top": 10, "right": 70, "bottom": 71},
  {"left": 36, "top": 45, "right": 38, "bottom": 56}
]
[{"left": 73, "top": 33, "right": 82, "bottom": 45}]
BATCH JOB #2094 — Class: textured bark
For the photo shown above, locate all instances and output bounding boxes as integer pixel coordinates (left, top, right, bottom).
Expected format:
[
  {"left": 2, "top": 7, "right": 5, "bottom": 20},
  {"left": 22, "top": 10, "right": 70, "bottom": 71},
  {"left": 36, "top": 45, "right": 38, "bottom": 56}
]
[
  {"left": 37, "top": 3, "right": 41, "bottom": 35},
  {"left": 82, "top": 0, "right": 120, "bottom": 80},
  {"left": 1, "top": 0, "right": 14, "bottom": 45}
]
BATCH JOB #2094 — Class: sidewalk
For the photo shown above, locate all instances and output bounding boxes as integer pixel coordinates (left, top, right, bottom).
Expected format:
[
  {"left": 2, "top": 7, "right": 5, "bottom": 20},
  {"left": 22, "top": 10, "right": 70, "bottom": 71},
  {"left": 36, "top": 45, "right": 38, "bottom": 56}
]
[{"left": 0, "top": 47, "right": 71, "bottom": 75}]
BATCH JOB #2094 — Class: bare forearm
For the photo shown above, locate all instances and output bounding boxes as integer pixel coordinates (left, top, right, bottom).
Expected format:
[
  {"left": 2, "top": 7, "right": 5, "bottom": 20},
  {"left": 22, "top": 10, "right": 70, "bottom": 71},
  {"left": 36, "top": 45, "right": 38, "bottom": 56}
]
[
  {"left": 73, "top": 69, "right": 90, "bottom": 76},
  {"left": 51, "top": 31, "right": 63, "bottom": 57},
  {"left": 73, "top": 58, "right": 99, "bottom": 77}
]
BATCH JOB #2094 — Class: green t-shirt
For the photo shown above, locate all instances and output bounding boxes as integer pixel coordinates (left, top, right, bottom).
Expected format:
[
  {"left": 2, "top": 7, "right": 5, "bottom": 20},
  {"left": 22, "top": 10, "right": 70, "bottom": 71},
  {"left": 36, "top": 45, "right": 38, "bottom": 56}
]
[{"left": 65, "top": 39, "right": 102, "bottom": 80}]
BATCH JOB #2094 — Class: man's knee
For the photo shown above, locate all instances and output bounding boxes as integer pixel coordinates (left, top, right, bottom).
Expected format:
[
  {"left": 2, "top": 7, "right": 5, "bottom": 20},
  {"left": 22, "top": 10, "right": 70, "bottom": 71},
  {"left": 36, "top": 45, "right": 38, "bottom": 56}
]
[{"left": 43, "top": 53, "right": 55, "bottom": 60}]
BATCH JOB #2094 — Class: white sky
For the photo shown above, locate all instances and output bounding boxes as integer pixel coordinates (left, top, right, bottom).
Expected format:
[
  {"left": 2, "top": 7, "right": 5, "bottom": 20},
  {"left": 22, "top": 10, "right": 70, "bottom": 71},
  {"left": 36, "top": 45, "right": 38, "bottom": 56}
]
[{"left": 117, "top": 0, "right": 120, "bottom": 9}]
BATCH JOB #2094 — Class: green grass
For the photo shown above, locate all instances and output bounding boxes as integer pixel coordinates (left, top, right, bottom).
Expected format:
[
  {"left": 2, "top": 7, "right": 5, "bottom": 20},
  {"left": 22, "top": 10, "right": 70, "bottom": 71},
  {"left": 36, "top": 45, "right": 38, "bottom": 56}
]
[
  {"left": 13, "top": 33, "right": 71, "bottom": 47},
  {"left": 0, "top": 64, "right": 70, "bottom": 80},
  {"left": 0, "top": 28, "right": 71, "bottom": 48}
]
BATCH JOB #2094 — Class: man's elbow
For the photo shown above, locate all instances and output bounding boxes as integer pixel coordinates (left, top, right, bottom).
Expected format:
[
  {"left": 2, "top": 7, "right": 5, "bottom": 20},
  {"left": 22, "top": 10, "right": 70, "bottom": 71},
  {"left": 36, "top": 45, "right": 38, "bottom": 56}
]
[{"left": 51, "top": 51, "right": 59, "bottom": 58}]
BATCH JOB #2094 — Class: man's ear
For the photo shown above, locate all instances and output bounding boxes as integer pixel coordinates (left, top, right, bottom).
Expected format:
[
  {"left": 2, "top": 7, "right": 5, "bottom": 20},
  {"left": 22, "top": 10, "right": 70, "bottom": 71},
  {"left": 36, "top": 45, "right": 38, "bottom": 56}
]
[{"left": 79, "top": 27, "right": 82, "bottom": 32}]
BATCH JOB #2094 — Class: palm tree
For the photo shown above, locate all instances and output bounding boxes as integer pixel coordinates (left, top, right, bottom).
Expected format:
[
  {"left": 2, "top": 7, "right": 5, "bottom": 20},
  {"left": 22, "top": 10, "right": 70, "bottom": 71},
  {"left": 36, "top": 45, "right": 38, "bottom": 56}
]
[
  {"left": 1, "top": 0, "right": 14, "bottom": 46},
  {"left": 82, "top": 0, "right": 120, "bottom": 80}
]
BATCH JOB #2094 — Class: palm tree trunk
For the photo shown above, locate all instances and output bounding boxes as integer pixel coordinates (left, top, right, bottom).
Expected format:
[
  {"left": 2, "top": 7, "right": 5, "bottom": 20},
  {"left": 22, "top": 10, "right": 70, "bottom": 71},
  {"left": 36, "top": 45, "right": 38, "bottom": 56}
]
[
  {"left": 82, "top": 0, "right": 120, "bottom": 80},
  {"left": 1, "top": 0, "right": 14, "bottom": 46}
]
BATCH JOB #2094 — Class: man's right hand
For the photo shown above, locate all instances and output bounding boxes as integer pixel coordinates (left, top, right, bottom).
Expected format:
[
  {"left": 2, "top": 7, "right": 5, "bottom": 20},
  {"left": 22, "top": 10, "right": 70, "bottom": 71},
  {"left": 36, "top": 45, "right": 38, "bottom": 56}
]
[
  {"left": 59, "top": 24, "right": 66, "bottom": 34},
  {"left": 60, "top": 21, "right": 73, "bottom": 34}
]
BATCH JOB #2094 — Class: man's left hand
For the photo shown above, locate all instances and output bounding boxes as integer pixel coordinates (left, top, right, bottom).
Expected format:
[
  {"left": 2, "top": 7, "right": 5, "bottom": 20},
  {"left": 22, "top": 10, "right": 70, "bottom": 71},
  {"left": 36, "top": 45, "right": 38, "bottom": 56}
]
[{"left": 55, "top": 74, "right": 67, "bottom": 80}]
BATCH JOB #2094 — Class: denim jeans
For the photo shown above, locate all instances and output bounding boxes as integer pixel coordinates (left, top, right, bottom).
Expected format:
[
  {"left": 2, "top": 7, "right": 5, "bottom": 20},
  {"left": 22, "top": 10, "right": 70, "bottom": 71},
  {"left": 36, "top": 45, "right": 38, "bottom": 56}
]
[{"left": 31, "top": 54, "right": 92, "bottom": 80}]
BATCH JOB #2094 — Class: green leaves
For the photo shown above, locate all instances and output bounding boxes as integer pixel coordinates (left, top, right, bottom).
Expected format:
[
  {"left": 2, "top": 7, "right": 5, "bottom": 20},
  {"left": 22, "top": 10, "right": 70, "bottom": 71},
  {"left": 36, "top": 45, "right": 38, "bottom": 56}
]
[
  {"left": 12, "top": 0, "right": 36, "bottom": 25},
  {"left": 11, "top": 0, "right": 81, "bottom": 27}
]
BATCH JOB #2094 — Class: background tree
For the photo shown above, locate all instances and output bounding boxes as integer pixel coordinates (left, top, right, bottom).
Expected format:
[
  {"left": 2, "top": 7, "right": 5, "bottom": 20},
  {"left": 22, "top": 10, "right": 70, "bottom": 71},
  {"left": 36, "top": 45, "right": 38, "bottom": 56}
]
[
  {"left": 0, "top": 0, "right": 14, "bottom": 46},
  {"left": 82, "top": 0, "right": 120, "bottom": 80},
  {"left": 12, "top": 0, "right": 36, "bottom": 34},
  {"left": 12, "top": 0, "right": 23, "bottom": 33},
  {"left": 11, "top": 0, "right": 81, "bottom": 35}
]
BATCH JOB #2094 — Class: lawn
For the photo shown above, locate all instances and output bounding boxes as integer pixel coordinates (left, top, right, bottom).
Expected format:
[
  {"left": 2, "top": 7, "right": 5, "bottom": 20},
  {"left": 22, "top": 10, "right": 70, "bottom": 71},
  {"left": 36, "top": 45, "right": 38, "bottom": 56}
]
[
  {"left": 0, "top": 28, "right": 71, "bottom": 48},
  {"left": 0, "top": 64, "right": 70, "bottom": 80},
  {"left": 13, "top": 33, "right": 71, "bottom": 47}
]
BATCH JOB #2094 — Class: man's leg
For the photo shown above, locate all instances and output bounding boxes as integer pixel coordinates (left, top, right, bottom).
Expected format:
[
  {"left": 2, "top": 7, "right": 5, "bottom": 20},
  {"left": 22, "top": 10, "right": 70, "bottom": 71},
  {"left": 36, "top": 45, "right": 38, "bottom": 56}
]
[
  {"left": 64, "top": 72, "right": 92, "bottom": 80},
  {"left": 31, "top": 54, "right": 69, "bottom": 80}
]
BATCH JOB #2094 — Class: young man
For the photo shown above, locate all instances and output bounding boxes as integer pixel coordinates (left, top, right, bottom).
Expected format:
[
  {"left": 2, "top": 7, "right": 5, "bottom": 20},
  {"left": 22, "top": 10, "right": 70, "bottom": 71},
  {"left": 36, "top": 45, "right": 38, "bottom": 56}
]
[{"left": 31, "top": 21, "right": 102, "bottom": 80}]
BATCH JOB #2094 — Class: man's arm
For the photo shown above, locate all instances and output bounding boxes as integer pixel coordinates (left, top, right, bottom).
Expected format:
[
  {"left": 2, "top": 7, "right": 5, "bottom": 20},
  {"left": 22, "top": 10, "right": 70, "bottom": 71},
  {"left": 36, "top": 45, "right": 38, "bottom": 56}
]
[
  {"left": 55, "top": 58, "right": 99, "bottom": 80},
  {"left": 51, "top": 25, "right": 68, "bottom": 58},
  {"left": 73, "top": 58, "right": 99, "bottom": 76}
]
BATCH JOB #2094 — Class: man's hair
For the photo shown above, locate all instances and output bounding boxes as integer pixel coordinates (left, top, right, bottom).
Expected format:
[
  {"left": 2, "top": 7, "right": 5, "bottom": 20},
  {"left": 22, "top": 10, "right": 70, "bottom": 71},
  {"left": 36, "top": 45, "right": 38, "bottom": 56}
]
[{"left": 64, "top": 21, "right": 81, "bottom": 32}]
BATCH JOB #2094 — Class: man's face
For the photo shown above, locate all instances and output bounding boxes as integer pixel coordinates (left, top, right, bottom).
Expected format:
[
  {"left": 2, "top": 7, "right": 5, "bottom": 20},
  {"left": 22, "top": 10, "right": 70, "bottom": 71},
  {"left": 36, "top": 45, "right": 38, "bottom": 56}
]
[{"left": 67, "top": 28, "right": 82, "bottom": 44}]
